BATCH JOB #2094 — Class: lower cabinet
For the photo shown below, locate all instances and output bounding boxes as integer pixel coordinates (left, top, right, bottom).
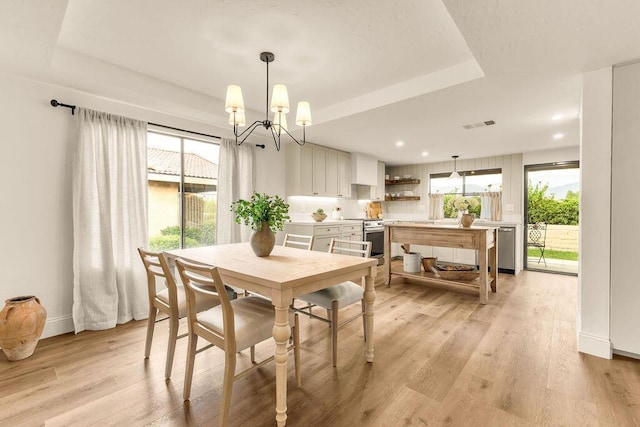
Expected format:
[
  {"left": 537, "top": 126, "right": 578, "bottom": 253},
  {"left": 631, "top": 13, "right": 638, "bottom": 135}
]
[{"left": 284, "top": 222, "right": 363, "bottom": 252}]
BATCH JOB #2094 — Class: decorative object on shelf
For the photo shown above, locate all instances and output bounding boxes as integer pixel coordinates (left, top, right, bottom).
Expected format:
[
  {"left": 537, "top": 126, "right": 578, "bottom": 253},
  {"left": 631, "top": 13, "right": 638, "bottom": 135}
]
[
  {"left": 422, "top": 256, "right": 437, "bottom": 272},
  {"left": 0, "top": 296, "right": 47, "bottom": 361},
  {"left": 311, "top": 208, "right": 327, "bottom": 222},
  {"left": 231, "top": 193, "right": 290, "bottom": 257},
  {"left": 331, "top": 207, "right": 342, "bottom": 219},
  {"left": 449, "top": 155, "right": 461, "bottom": 179},
  {"left": 225, "top": 52, "right": 311, "bottom": 151},
  {"left": 403, "top": 252, "right": 422, "bottom": 273},
  {"left": 460, "top": 213, "right": 475, "bottom": 228},
  {"left": 433, "top": 264, "right": 479, "bottom": 281}
]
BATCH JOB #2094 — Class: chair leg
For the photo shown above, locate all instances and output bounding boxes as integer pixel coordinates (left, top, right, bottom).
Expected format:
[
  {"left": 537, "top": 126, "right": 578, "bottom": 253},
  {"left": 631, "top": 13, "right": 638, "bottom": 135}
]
[
  {"left": 294, "top": 313, "right": 301, "bottom": 387},
  {"left": 250, "top": 345, "right": 256, "bottom": 364},
  {"left": 540, "top": 247, "right": 547, "bottom": 266},
  {"left": 360, "top": 299, "right": 367, "bottom": 342},
  {"left": 220, "top": 350, "right": 237, "bottom": 427},
  {"left": 326, "top": 308, "right": 332, "bottom": 327},
  {"left": 165, "top": 315, "right": 179, "bottom": 379},
  {"left": 183, "top": 333, "right": 198, "bottom": 401},
  {"left": 331, "top": 300, "right": 339, "bottom": 367},
  {"left": 144, "top": 307, "right": 157, "bottom": 358}
]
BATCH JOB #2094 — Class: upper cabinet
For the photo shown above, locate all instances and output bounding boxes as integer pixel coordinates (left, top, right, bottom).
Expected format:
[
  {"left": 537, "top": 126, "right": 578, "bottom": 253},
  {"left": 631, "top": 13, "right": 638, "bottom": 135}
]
[{"left": 286, "top": 143, "right": 351, "bottom": 198}]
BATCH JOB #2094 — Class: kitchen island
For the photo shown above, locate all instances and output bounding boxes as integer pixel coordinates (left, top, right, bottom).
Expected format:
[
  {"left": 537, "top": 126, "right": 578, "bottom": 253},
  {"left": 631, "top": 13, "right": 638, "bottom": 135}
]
[{"left": 384, "top": 223, "right": 498, "bottom": 304}]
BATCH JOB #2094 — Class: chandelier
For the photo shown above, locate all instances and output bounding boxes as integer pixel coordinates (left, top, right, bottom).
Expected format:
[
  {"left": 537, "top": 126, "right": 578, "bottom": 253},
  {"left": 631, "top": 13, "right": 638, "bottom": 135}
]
[{"left": 225, "top": 52, "right": 312, "bottom": 151}]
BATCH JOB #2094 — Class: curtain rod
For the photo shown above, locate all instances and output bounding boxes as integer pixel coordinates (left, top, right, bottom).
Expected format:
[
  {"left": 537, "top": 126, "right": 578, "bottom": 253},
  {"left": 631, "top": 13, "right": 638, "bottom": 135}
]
[{"left": 49, "top": 99, "right": 266, "bottom": 149}]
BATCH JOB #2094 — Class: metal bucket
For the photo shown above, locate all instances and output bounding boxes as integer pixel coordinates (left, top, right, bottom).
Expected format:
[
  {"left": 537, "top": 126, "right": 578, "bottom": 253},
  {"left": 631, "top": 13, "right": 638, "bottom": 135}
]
[{"left": 403, "top": 252, "right": 422, "bottom": 273}]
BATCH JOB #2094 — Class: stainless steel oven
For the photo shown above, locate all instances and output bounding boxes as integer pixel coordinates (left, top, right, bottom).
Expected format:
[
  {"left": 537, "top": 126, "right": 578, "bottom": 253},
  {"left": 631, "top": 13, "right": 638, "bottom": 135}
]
[{"left": 363, "top": 220, "right": 385, "bottom": 261}]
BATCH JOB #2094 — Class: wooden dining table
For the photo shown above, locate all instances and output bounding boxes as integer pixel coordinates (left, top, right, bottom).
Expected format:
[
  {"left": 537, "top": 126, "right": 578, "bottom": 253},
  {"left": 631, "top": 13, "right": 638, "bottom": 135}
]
[{"left": 165, "top": 242, "right": 378, "bottom": 426}]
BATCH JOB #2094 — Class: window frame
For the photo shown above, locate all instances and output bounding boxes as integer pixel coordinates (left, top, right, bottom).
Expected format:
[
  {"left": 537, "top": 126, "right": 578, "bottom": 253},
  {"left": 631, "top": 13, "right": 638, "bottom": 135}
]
[{"left": 429, "top": 167, "right": 502, "bottom": 195}]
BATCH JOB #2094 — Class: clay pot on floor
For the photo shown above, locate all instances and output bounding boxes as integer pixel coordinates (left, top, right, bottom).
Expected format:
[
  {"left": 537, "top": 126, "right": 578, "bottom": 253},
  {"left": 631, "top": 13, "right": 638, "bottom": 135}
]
[{"left": 0, "top": 296, "right": 47, "bottom": 361}]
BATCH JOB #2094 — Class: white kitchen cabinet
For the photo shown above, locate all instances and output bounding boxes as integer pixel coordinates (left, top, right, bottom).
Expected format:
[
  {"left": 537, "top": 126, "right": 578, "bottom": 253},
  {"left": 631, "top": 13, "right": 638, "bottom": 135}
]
[
  {"left": 337, "top": 151, "right": 351, "bottom": 198},
  {"left": 454, "top": 248, "right": 476, "bottom": 265},
  {"left": 433, "top": 247, "right": 454, "bottom": 263},
  {"left": 286, "top": 143, "right": 351, "bottom": 198},
  {"left": 341, "top": 223, "right": 363, "bottom": 241},
  {"left": 284, "top": 222, "right": 362, "bottom": 252}
]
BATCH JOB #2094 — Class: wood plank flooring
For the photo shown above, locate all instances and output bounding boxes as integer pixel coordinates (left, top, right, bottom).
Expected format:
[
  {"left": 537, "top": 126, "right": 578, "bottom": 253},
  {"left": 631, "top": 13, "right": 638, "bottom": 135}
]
[{"left": 2, "top": 267, "right": 640, "bottom": 426}]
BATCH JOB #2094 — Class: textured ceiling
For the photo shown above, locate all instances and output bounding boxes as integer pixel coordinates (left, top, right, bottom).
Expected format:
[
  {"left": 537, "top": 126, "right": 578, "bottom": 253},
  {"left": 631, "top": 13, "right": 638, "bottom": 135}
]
[{"left": 2, "top": 0, "right": 640, "bottom": 165}]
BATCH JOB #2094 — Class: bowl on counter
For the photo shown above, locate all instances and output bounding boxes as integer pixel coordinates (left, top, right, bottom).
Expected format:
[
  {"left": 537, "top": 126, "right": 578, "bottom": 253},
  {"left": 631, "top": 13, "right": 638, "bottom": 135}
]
[{"left": 403, "top": 174, "right": 412, "bottom": 179}]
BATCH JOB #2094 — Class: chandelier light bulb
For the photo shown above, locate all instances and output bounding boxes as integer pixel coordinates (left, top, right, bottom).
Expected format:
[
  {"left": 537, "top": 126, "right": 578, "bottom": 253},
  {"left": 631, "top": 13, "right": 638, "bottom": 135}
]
[
  {"left": 225, "top": 85, "right": 245, "bottom": 113},
  {"left": 273, "top": 112, "right": 288, "bottom": 132},
  {"left": 229, "top": 111, "right": 246, "bottom": 127},
  {"left": 270, "top": 84, "right": 290, "bottom": 113},
  {"left": 295, "top": 101, "right": 312, "bottom": 126}
]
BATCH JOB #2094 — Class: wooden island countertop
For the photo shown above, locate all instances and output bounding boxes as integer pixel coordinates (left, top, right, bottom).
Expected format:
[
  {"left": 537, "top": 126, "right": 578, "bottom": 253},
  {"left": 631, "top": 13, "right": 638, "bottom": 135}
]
[{"left": 384, "top": 223, "right": 498, "bottom": 304}]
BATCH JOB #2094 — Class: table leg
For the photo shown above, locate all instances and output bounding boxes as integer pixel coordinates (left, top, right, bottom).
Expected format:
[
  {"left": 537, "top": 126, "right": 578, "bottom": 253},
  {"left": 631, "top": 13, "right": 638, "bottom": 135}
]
[
  {"left": 273, "top": 297, "right": 292, "bottom": 426},
  {"left": 490, "top": 230, "right": 498, "bottom": 292},
  {"left": 478, "top": 234, "right": 488, "bottom": 304},
  {"left": 364, "top": 268, "right": 377, "bottom": 362},
  {"left": 384, "top": 227, "right": 391, "bottom": 287}
]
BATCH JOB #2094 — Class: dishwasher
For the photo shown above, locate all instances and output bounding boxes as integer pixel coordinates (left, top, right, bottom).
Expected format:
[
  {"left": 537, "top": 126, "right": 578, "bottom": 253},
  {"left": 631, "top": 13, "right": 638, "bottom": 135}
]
[{"left": 498, "top": 227, "right": 516, "bottom": 274}]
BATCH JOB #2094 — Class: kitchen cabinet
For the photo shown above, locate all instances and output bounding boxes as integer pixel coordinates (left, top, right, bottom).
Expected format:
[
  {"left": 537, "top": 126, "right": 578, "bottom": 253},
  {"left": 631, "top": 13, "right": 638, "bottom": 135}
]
[
  {"left": 284, "top": 222, "right": 362, "bottom": 252},
  {"left": 286, "top": 143, "right": 351, "bottom": 197},
  {"left": 337, "top": 151, "right": 351, "bottom": 198}
]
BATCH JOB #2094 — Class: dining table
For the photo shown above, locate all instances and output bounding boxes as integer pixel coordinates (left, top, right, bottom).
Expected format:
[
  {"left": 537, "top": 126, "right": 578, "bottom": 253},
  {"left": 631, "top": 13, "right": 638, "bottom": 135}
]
[{"left": 164, "top": 242, "right": 378, "bottom": 426}]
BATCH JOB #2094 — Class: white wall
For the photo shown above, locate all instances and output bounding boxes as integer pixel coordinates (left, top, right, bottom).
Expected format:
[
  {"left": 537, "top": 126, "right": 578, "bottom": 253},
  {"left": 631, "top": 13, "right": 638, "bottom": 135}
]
[
  {"left": 610, "top": 61, "right": 640, "bottom": 356},
  {"left": 578, "top": 67, "right": 613, "bottom": 359},
  {"left": 0, "top": 71, "right": 284, "bottom": 338},
  {"left": 522, "top": 146, "right": 579, "bottom": 166}
]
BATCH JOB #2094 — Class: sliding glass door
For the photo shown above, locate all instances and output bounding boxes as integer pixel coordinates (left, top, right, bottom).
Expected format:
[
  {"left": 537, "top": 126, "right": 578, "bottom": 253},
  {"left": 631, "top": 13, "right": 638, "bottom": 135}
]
[
  {"left": 147, "top": 131, "right": 219, "bottom": 250},
  {"left": 524, "top": 161, "right": 579, "bottom": 275}
]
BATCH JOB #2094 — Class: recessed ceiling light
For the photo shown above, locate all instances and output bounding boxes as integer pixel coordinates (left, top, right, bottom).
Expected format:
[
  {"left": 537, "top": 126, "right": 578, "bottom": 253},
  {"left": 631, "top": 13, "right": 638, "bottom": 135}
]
[
  {"left": 395, "top": 141, "right": 404, "bottom": 147},
  {"left": 552, "top": 114, "right": 563, "bottom": 121},
  {"left": 421, "top": 151, "right": 429, "bottom": 157},
  {"left": 553, "top": 133, "right": 564, "bottom": 139}
]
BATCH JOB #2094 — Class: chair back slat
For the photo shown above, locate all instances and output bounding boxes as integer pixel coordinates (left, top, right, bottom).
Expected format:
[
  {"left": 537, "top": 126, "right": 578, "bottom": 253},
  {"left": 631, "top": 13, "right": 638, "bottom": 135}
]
[
  {"left": 328, "top": 238, "right": 372, "bottom": 258},
  {"left": 283, "top": 233, "right": 314, "bottom": 250}
]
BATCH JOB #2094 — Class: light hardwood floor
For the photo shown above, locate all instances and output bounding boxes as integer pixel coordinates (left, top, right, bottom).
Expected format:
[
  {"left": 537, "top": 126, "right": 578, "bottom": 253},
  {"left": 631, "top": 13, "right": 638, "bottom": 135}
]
[{"left": 2, "top": 267, "right": 640, "bottom": 426}]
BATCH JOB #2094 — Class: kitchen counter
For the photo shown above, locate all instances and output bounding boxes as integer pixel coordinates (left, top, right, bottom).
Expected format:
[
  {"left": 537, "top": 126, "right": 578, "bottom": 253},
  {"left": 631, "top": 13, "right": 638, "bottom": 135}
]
[{"left": 384, "top": 223, "right": 498, "bottom": 304}]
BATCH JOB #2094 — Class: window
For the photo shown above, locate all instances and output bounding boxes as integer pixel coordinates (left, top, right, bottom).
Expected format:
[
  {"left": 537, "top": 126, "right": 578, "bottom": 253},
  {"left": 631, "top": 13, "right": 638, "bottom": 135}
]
[
  {"left": 147, "top": 131, "right": 220, "bottom": 250},
  {"left": 430, "top": 168, "right": 502, "bottom": 219}
]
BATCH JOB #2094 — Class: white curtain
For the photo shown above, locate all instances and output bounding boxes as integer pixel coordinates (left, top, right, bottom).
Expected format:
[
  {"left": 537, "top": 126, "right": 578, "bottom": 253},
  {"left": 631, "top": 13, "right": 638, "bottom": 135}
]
[
  {"left": 480, "top": 192, "right": 503, "bottom": 221},
  {"left": 428, "top": 193, "right": 444, "bottom": 220},
  {"left": 72, "top": 108, "right": 149, "bottom": 333},
  {"left": 216, "top": 138, "right": 255, "bottom": 244}
]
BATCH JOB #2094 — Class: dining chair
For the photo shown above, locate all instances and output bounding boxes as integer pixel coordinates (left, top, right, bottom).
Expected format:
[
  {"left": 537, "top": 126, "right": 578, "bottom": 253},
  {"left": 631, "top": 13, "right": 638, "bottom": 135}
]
[
  {"left": 176, "top": 258, "right": 301, "bottom": 426},
  {"left": 295, "top": 238, "right": 371, "bottom": 367},
  {"left": 282, "top": 233, "right": 314, "bottom": 250},
  {"left": 137, "top": 248, "right": 233, "bottom": 380}
]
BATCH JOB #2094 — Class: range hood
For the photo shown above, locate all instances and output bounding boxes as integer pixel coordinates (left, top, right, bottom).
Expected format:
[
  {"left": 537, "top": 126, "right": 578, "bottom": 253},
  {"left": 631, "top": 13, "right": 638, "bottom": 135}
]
[{"left": 350, "top": 152, "right": 377, "bottom": 186}]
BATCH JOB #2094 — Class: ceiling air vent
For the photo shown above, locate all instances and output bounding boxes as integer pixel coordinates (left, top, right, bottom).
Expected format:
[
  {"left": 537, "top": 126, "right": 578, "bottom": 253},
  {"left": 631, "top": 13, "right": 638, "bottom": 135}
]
[{"left": 462, "top": 120, "right": 496, "bottom": 130}]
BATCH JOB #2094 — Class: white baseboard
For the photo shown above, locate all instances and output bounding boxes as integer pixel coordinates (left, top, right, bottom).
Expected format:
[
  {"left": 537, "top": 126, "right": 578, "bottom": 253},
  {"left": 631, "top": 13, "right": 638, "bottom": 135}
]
[
  {"left": 42, "top": 314, "right": 74, "bottom": 339},
  {"left": 578, "top": 331, "right": 612, "bottom": 359},
  {"left": 612, "top": 348, "right": 640, "bottom": 360}
]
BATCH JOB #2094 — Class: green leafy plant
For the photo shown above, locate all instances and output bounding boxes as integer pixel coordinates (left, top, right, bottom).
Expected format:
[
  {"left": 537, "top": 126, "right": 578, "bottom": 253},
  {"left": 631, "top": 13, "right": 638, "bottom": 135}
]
[
  {"left": 314, "top": 208, "right": 325, "bottom": 215},
  {"left": 231, "top": 193, "right": 290, "bottom": 232}
]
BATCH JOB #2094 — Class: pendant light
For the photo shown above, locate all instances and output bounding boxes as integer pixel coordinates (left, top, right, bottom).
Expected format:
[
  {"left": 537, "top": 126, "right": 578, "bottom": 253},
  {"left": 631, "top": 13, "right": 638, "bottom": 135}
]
[{"left": 449, "top": 155, "right": 461, "bottom": 179}]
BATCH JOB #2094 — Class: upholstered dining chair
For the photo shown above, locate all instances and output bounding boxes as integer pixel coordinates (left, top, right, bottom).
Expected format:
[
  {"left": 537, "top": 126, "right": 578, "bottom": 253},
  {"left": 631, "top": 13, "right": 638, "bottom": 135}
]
[
  {"left": 295, "top": 238, "right": 371, "bottom": 367},
  {"left": 175, "top": 258, "right": 301, "bottom": 426},
  {"left": 137, "top": 248, "right": 230, "bottom": 380}
]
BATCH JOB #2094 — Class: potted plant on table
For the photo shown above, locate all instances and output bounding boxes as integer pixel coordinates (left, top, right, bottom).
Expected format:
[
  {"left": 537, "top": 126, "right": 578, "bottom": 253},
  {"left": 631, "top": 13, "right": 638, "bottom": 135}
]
[{"left": 231, "top": 193, "right": 290, "bottom": 257}]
